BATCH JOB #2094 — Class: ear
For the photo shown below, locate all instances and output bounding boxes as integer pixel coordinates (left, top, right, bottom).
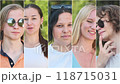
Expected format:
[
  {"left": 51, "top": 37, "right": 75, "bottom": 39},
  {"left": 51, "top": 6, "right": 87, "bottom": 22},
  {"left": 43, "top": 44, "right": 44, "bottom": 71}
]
[{"left": 41, "top": 17, "right": 43, "bottom": 24}]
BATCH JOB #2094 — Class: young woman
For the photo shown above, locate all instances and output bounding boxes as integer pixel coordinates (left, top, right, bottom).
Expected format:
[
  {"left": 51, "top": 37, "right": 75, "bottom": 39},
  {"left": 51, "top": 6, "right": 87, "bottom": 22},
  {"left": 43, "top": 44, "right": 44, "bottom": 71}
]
[
  {"left": 48, "top": 5, "right": 72, "bottom": 68},
  {"left": 24, "top": 4, "right": 48, "bottom": 68},
  {"left": 72, "top": 5, "right": 96, "bottom": 68},
  {"left": 96, "top": 5, "right": 120, "bottom": 68},
  {"left": 0, "top": 4, "right": 24, "bottom": 68}
]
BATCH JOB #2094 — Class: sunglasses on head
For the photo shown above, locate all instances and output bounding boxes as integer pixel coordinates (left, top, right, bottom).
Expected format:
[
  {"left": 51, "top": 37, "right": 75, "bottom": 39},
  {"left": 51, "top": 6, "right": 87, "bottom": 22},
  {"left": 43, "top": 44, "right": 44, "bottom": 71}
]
[
  {"left": 51, "top": 5, "right": 72, "bottom": 10},
  {"left": 7, "top": 18, "right": 24, "bottom": 27}
]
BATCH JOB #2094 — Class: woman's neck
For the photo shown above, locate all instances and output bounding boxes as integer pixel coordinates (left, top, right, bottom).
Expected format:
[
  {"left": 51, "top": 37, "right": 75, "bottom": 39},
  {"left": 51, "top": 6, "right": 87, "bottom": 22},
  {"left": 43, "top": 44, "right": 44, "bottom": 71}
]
[
  {"left": 52, "top": 43, "right": 71, "bottom": 52},
  {"left": 25, "top": 32, "right": 40, "bottom": 48},
  {"left": 73, "top": 36, "right": 94, "bottom": 53}
]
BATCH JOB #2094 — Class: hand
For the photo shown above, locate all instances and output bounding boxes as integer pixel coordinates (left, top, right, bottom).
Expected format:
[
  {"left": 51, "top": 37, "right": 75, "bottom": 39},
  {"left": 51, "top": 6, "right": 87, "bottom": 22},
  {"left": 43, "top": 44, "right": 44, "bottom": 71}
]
[{"left": 97, "top": 36, "right": 116, "bottom": 68}]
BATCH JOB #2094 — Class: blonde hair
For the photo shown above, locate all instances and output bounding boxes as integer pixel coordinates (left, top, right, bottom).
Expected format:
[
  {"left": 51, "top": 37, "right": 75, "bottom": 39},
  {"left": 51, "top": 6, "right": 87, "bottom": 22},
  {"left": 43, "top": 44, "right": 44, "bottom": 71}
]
[
  {"left": 0, "top": 4, "right": 23, "bottom": 40},
  {"left": 72, "top": 5, "right": 96, "bottom": 45}
]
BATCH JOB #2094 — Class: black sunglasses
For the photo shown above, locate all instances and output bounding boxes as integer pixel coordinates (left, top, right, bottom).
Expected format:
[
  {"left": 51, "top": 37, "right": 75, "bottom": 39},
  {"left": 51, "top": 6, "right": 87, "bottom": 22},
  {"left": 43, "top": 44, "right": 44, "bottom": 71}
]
[
  {"left": 97, "top": 19, "right": 111, "bottom": 28},
  {"left": 51, "top": 5, "right": 72, "bottom": 10},
  {"left": 7, "top": 18, "right": 24, "bottom": 27}
]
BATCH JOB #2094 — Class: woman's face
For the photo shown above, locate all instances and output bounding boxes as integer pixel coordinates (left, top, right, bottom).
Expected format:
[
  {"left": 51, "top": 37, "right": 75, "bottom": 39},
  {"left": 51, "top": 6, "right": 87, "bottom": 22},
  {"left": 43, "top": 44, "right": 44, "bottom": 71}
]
[
  {"left": 3, "top": 9, "right": 24, "bottom": 40},
  {"left": 81, "top": 10, "right": 96, "bottom": 40},
  {"left": 96, "top": 14, "right": 114, "bottom": 41},
  {"left": 24, "top": 8, "right": 43, "bottom": 35},
  {"left": 53, "top": 12, "right": 72, "bottom": 46}
]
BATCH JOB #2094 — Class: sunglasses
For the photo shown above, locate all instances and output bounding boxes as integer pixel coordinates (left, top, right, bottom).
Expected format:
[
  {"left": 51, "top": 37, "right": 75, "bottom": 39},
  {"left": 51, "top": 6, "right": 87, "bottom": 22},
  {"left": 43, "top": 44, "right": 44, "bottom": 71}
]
[
  {"left": 97, "top": 19, "right": 111, "bottom": 28},
  {"left": 51, "top": 5, "right": 72, "bottom": 10},
  {"left": 7, "top": 18, "right": 24, "bottom": 27}
]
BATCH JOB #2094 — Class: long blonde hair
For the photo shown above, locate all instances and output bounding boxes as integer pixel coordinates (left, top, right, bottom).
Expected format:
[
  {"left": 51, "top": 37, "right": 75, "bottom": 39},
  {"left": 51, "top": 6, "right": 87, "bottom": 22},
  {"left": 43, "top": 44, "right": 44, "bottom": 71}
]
[{"left": 72, "top": 5, "right": 96, "bottom": 45}]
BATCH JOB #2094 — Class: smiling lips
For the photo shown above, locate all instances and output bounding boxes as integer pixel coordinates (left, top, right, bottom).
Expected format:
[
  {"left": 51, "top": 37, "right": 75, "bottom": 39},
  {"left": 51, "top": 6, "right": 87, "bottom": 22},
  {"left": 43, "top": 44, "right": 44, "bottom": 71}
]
[
  {"left": 98, "top": 31, "right": 105, "bottom": 35},
  {"left": 88, "top": 30, "right": 96, "bottom": 35}
]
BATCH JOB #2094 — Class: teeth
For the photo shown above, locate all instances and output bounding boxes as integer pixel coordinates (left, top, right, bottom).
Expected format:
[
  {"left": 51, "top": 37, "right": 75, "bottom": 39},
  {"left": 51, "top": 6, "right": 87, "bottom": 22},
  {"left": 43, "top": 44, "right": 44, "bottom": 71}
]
[
  {"left": 90, "top": 31, "right": 95, "bottom": 34},
  {"left": 88, "top": 30, "right": 95, "bottom": 34}
]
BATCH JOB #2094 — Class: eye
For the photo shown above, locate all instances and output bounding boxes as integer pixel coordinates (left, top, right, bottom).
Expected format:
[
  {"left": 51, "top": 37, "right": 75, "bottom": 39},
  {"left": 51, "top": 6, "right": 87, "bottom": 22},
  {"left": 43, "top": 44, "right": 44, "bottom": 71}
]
[
  {"left": 68, "top": 23, "right": 72, "bottom": 26},
  {"left": 32, "top": 18, "right": 36, "bottom": 20},
  {"left": 24, "top": 18, "right": 28, "bottom": 21},
  {"left": 87, "top": 20, "right": 93, "bottom": 23},
  {"left": 56, "top": 24, "right": 63, "bottom": 28}
]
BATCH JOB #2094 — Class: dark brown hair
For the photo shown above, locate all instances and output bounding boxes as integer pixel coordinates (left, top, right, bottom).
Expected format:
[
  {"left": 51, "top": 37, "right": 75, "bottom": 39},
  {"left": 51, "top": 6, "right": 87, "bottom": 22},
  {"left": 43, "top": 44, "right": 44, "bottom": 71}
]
[{"left": 97, "top": 5, "right": 120, "bottom": 33}]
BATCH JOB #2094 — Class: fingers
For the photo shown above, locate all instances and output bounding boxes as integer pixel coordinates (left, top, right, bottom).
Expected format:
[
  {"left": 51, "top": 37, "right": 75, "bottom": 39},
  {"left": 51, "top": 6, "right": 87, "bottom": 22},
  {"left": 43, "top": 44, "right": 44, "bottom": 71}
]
[
  {"left": 109, "top": 52, "right": 115, "bottom": 57},
  {"left": 99, "top": 36, "right": 103, "bottom": 49},
  {"left": 106, "top": 45, "right": 116, "bottom": 53},
  {"left": 104, "top": 41, "right": 114, "bottom": 49}
]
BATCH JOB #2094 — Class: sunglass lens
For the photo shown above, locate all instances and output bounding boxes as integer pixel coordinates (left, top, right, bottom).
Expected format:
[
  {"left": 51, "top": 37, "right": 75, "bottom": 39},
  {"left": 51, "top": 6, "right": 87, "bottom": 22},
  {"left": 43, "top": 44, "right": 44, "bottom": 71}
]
[
  {"left": 18, "top": 19, "right": 24, "bottom": 27},
  {"left": 98, "top": 19, "right": 104, "bottom": 28},
  {"left": 7, "top": 18, "right": 15, "bottom": 26}
]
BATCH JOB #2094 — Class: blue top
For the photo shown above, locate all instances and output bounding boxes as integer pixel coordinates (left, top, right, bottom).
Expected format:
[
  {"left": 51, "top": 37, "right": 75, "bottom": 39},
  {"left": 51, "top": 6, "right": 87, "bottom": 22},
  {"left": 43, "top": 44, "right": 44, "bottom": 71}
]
[
  {"left": 72, "top": 53, "right": 82, "bottom": 68},
  {"left": 72, "top": 52, "right": 98, "bottom": 68}
]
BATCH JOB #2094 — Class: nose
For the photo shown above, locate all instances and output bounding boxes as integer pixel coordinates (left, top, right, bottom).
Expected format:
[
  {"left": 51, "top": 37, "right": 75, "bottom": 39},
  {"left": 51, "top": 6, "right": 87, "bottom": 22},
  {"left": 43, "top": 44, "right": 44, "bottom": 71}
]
[
  {"left": 27, "top": 19, "right": 32, "bottom": 26},
  {"left": 63, "top": 26, "right": 69, "bottom": 33},
  {"left": 13, "top": 23, "right": 19, "bottom": 29},
  {"left": 91, "top": 22, "right": 96, "bottom": 30},
  {"left": 96, "top": 25, "right": 101, "bottom": 31}
]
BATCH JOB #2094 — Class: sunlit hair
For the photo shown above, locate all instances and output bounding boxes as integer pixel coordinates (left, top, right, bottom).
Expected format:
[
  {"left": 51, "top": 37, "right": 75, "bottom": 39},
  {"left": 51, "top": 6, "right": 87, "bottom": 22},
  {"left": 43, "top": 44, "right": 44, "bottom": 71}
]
[
  {"left": 0, "top": 4, "right": 24, "bottom": 40},
  {"left": 72, "top": 5, "right": 95, "bottom": 45}
]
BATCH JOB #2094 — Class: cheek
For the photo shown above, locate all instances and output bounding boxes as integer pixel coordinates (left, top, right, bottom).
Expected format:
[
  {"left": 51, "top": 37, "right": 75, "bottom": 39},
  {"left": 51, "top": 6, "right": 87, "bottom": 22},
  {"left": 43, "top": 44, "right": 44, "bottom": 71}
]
[
  {"left": 34, "top": 21, "right": 41, "bottom": 29},
  {"left": 81, "top": 23, "right": 89, "bottom": 34},
  {"left": 53, "top": 28, "right": 61, "bottom": 39}
]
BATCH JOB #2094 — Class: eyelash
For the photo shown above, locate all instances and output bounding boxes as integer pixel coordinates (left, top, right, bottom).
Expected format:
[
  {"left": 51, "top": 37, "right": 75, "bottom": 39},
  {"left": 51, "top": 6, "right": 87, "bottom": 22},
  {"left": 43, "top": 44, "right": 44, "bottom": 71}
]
[
  {"left": 32, "top": 18, "right": 36, "bottom": 20},
  {"left": 68, "top": 24, "right": 72, "bottom": 26},
  {"left": 87, "top": 20, "right": 93, "bottom": 23},
  {"left": 56, "top": 25, "right": 63, "bottom": 28},
  {"left": 24, "top": 18, "right": 28, "bottom": 21}
]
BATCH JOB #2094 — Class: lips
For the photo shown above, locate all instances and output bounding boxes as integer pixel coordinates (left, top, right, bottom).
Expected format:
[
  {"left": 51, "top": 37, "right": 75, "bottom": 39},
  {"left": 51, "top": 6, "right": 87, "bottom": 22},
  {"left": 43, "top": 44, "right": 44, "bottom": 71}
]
[
  {"left": 61, "top": 35, "right": 71, "bottom": 39},
  {"left": 11, "top": 32, "right": 20, "bottom": 34},
  {"left": 98, "top": 31, "right": 105, "bottom": 35},
  {"left": 88, "top": 30, "right": 96, "bottom": 35},
  {"left": 27, "top": 27, "right": 33, "bottom": 30}
]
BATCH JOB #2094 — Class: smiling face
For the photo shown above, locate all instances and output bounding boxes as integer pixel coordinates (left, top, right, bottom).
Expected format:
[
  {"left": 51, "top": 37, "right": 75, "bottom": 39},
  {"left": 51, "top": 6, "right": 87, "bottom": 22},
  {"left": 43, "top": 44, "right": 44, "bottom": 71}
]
[
  {"left": 96, "top": 13, "right": 115, "bottom": 41},
  {"left": 80, "top": 10, "right": 96, "bottom": 40},
  {"left": 3, "top": 9, "right": 24, "bottom": 40},
  {"left": 24, "top": 8, "right": 43, "bottom": 35},
  {"left": 53, "top": 12, "right": 72, "bottom": 46}
]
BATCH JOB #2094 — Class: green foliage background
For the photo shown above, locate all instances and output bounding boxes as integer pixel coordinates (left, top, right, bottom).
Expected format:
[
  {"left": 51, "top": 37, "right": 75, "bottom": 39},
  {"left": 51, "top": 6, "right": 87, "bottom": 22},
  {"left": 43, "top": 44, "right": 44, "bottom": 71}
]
[{"left": 72, "top": 0, "right": 96, "bottom": 24}]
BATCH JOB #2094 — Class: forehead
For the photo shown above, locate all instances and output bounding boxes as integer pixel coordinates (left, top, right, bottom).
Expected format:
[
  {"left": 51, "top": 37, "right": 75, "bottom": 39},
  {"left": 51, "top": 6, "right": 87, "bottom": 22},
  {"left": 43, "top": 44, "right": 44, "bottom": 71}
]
[
  {"left": 8, "top": 9, "right": 24, "bottom": 18},
  {"left": 87, "top": 10, "right": 96, "bottom": 19},
  {"left": 24, "top": 8, "right": 40, "bottom": 16},
  {"left": 57, "top": 12, "right": 72, "bottom": 23}
]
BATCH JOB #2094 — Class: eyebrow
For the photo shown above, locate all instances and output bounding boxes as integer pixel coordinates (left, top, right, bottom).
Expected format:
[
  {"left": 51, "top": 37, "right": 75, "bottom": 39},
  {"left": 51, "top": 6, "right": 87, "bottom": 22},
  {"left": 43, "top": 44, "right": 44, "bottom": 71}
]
[
  {"left": 24, "top": 15, "right": 37, "bottom": 17},
  {"left": 87, "top": 18, "right": 93, "bottom": 20}
]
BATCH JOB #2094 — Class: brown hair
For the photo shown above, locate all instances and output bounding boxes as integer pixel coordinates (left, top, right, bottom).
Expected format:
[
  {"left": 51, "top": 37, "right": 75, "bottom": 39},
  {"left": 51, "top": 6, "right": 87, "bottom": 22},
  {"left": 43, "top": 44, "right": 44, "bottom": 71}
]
[
  {"left": 97, "top": 5, "right": 120, "bottom": 33},
  {"left": 25, "top": 4, "right": 48, "bottom": 58}
]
